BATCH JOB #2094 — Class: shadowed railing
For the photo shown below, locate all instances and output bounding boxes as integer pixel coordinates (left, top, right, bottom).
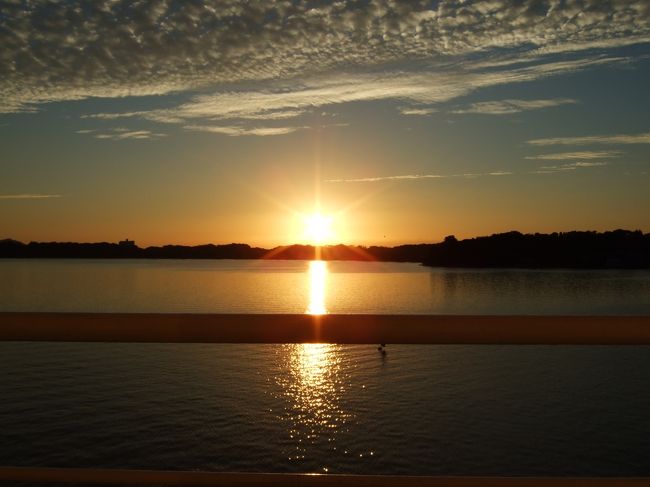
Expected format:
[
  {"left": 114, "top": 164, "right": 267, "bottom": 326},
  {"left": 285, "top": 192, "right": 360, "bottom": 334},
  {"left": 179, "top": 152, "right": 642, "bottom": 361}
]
[{"left": 1, "top": 312, "right": 649, "bottom": 487}]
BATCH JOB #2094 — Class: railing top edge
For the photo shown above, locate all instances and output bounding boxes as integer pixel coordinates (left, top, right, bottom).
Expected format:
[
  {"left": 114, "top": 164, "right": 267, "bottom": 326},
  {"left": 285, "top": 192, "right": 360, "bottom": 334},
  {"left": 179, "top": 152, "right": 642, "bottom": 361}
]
[
  {"left": 0, "top": 312, "right": 649, "bottom": 344},
  {"left": 0, "top": 467, "right": 649, "bottom": 486}
]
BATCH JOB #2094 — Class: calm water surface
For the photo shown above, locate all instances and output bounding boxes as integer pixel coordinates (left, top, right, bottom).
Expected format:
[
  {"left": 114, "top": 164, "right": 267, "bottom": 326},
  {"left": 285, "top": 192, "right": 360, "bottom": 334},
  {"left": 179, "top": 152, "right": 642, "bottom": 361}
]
[
  {"left": 1, "top": 258, "right": 649, "bottom": 314},
  {"left": 1, "top": 259, "right": 649, "bottom": 476}
]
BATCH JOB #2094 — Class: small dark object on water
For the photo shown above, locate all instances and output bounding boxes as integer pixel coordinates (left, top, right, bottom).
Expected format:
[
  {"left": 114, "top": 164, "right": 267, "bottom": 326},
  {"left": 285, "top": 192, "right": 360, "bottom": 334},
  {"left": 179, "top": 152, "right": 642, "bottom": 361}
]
[{"left": 377, "top": 343, "right": 387, "bottom": 354}]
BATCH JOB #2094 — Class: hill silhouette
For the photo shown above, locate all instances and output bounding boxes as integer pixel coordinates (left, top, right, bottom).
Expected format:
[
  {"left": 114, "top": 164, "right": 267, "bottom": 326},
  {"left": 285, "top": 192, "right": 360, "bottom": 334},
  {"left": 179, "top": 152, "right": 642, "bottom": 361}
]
[
  {"left": 1, "top": 230, "right": 648, "bottom": 268},
  {"left": 422, "top": 230, "right": 649, "bottom": 268}
]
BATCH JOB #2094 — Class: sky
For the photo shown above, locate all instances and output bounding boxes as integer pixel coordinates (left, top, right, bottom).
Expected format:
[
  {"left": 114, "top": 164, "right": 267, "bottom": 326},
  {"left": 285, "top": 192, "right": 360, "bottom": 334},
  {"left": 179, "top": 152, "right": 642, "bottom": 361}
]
[{"left": 1, "top": 0, "right": 649, "bottom": 247}]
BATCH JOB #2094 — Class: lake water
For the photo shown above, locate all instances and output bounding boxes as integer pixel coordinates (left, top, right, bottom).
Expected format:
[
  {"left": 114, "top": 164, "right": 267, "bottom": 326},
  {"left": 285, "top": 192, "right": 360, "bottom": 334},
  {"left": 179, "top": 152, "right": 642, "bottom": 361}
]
[
  {"left": 1, "top": 259, "right": 650, "bottom": 477},
  {"left": 2, "top": 258, "right": 650, "bottom": 315}
]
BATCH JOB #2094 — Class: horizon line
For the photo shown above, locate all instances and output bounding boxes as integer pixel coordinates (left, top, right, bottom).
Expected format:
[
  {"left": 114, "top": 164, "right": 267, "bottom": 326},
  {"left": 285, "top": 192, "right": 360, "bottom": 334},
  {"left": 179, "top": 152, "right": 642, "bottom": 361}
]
[{"left": 2, "top": 228, "right": 647, "bottom": 249}]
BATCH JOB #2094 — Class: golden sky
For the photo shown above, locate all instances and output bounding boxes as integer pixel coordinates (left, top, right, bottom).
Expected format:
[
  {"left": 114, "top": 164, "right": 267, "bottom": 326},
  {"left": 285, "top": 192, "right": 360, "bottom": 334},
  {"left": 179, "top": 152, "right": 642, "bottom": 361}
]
[{"left": 1, "top": 1, "right": 649, "bottom": 247}]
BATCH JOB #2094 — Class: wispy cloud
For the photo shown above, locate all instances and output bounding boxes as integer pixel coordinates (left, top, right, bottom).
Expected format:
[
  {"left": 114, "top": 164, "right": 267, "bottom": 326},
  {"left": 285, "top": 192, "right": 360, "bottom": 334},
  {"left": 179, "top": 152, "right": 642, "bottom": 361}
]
[
  {"left": 527, "top": 132, "right": 650, "bottom": 146},
  {"left": 525, "top": 151, "right": 622, "bottom": 160},
  {"left": 83, "top": 55, "right": 625, "bottom": 133},
  {"left": 0, "top": 194, "right": 62, "bottom": 200},
  {"left": 1, "top": 1, "right": 647, "bottom": 116},
  {"left": 399, "top": 107, "right": 437, "bottom": 116},
  {"left": 452, "top": 98, "right": 577, "bottom": 115},
  {"left": 96, "top": 130, "right": 167, "bottom": 140},
  {"left": 326, "top": 171, "right": 513, "bottom": 183},
  {"left": 184, "top": 125, "right": 305, "bottom": 137},
  {"left": 327, "top": 163, "right": 615, "bottom": 182},
  {"left": 82, "top": 113, "right": 145, "bottom": 121},
  {"left": 77, "top": 128, "right": 167, "bottom": 140},
  {"left": 327, "top": 174, "right": 445, "bottom": 183},
  {"left": 533, "top": 161, "right": 609, "bottom": 173}
]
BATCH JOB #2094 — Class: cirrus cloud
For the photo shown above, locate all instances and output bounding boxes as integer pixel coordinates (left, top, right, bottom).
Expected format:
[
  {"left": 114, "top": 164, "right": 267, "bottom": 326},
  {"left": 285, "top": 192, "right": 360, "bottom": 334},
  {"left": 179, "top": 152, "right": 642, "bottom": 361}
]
[
  {"left": 0, "top": 194, "right": 62, "bottom": 200},
  {"left": 525, "top": 151, "right": 622, "bottom": 160},
  {"left": 452, "top": 98, "right": 578, "bottom": 115},
  {"left": 326, "top": 171, "right": 513, "bottom": 183},
  {"left": 184, "top": 124, "right": 307, "bottom": 137},
  {"left": 77, "top": 128, "right": 167, "bottom": 140},
  {"left": 83, "top": 55, "right": 628, "bottom": 130},
  {"left": 532, "top": 161, "right": 610, "bottom": 173},
  {"left": 527, "top": 132, "right": 650, "bottom": 146}
]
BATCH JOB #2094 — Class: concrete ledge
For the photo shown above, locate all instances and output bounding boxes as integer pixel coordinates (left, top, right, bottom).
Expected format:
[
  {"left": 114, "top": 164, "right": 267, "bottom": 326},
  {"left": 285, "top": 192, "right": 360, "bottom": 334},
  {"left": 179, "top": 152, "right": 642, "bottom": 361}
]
[
  {"left": 0, "top": 312, "right": 649, "bottom": 344},
  {"left": 0, "top": 467, "right": 648, "bottom": 486}
]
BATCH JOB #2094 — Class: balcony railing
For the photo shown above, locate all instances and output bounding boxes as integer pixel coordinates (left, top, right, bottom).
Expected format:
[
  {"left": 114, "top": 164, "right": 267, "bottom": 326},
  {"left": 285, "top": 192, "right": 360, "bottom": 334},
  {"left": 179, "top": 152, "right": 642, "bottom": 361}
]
[{"left": 1, "top": 312, "right": 649, "bottom": 487}]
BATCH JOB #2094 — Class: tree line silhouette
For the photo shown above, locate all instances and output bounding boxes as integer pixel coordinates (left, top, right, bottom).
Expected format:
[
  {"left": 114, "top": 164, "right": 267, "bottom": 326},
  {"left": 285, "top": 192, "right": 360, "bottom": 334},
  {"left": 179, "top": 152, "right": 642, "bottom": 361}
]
[{"left": 1, "top": 230, "right": 648, "bottom": 268}]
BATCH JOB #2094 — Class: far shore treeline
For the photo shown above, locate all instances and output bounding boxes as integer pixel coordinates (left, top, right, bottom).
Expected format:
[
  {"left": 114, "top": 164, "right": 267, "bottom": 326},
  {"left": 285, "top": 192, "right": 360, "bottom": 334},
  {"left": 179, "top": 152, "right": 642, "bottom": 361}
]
[{"left": 1, "top": 230, "right": 649, "bottom": 269}]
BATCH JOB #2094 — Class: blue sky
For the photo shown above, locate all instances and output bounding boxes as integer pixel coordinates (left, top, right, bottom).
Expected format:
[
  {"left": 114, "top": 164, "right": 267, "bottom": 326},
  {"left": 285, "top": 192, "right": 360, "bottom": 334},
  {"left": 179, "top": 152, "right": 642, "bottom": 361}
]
[{"left": 1, "top": 1, "right": 649, "bottom": 246}]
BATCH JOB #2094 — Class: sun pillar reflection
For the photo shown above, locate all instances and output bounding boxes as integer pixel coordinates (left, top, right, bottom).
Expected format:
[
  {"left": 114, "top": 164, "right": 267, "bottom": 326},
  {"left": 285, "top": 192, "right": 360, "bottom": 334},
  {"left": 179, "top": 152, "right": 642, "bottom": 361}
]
[
  {"left": 269, "top": 260, "right": 350, "bottom": 470},
  {"left": 276, "top": 258, "right": 349, "bottom": 468},
  {"left": 306, "top": 260, "right": 328, "bottom": 315}
]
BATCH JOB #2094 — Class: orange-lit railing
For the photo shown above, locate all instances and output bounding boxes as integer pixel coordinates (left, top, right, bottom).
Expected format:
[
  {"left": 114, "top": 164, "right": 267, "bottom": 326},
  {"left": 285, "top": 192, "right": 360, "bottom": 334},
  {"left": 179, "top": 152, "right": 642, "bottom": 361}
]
[
  {"left": 1, "top": 312, "right": 649, "bottom": 486},
  {"left": 1, "top": 313, "right": 650, "bottom": 344}
]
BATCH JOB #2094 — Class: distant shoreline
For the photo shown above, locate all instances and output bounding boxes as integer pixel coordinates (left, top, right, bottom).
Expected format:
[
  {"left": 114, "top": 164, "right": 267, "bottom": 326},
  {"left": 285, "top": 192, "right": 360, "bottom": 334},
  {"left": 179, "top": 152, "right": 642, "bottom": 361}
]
[{"left": 1, "top": 230, "right": 649, "bottom": 269}]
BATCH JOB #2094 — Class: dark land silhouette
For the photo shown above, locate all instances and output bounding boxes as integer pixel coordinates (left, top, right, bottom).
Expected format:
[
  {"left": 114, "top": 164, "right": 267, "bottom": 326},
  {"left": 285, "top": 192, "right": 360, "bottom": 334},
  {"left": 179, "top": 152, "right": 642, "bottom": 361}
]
[{"left": 1, "top": 230, "right": 649, "bottom": 268}]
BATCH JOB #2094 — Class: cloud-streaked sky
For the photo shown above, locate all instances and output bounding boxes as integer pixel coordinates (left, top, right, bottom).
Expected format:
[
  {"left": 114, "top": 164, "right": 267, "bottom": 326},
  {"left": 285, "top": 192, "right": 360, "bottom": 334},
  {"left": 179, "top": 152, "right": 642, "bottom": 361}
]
[{"left": 1, "top": 0, "right": 649, "bottom": 246}]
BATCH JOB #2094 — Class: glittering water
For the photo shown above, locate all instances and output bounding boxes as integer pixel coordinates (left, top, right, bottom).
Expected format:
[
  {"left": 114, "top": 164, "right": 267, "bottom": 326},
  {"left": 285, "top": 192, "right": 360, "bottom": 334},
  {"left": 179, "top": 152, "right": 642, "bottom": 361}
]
[{"left": 1, "top": 259, "right": 650, "bottom": 476}]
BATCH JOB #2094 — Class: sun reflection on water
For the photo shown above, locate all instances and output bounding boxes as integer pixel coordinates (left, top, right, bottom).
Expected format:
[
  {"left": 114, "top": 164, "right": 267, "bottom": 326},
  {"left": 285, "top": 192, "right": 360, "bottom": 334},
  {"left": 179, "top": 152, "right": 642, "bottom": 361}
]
[
  {"left": 269, "top": 260, "right": 353, "bottom": 470},
  {"left": 274, "top": 342, "right": 351, "bottom": 467},
  {"left": 306, "top": 260, "right": 328, "bottom": 315}
]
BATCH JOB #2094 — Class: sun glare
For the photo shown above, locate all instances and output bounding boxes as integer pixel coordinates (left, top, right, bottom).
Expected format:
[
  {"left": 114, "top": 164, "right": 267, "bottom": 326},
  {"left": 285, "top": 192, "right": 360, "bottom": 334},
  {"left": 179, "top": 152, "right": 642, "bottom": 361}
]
[{"left": 304, "top": 214, "right": 334, "bottom": 245}]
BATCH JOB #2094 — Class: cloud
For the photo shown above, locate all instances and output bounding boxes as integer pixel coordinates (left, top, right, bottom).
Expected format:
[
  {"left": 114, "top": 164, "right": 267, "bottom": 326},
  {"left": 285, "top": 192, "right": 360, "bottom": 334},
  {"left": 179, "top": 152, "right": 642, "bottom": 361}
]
[
  {"left": 399, "top": 107, "right": 437, "bottom": 116},
  {"left": 97, "top": 130, "right": 167, "bottom": 140},
  {"left": 452, "top": 98, "right": 578, "bottom": 115},
  {"left": 525, "top": 151, "right": 622, "bottom": 160},
  {"left": 84, "top": 55, "right": 626, "bottom": 130},
  {"left": 0, "top": 194, "right": 62, "bottom": 200},
  {"left": 527, "top": 132, "right": 650, "bottom": 146},
  {"left": 83, "top": 108, "right": 306, "bottom": 123},
  {"left": 525, "top": 149, "right": 620, "bottom": 173},
  {"left": 327, "top": 165, "right": 614, "bottom": 182},
  {"left": 1, "top": 1, "right": 648, "bottom": 114},
  {"left": 184, "top": 125, "right": 305, "bottom": 137},
  {"left": 326, "top": 171, "right": 513, "bottom": 183},
  {"left": 77, "top": 128, "right": 167, "bottom": 140},
  {"left": 327, "top": 174, "right": 445, "bottom": 183},
  {"left": 571, "top": 162, "right": 609, "bottom": 167},
  {"left": 82, "top": 113, "right": 146, "bottom": 121},
  {"left": 533, "top": 161, "right": 609, "bottom": 173}
]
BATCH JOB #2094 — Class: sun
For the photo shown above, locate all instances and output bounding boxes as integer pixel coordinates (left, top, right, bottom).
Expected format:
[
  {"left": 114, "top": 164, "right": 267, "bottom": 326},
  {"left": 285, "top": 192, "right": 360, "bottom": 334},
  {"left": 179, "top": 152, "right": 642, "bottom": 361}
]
[{"left": 304, "top": 214, "right": 334, "bottom": 245}]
